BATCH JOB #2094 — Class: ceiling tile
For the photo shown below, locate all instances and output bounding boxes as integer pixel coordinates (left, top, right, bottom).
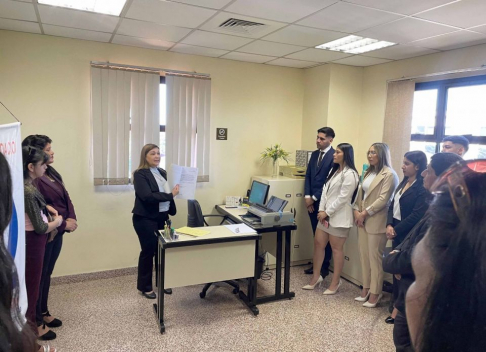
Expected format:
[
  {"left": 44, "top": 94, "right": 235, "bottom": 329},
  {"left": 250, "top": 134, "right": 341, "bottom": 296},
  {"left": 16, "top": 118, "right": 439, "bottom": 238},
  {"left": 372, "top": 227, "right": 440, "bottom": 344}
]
[
  {"left": 181, "top": 30, "right": 253, "bottom": 51},
  {"left": 362, "top": 44, "right": 440, "bottom": 60},
  {"left": 237, "top": 40, "right": 305, "bottom": 57},
  {"left": 0, "top": 18, "right": 40, "bottom": 33},
  {"left": 265, "top": 58, "right": 316, "bottom": 68},
  {"left": 117, "top": 19, "right": 191, "bottom": 42},
  {"left": 126, "top": 0, "right": 216, "bottom": 28},
  {"left": 112, "top": 35, "right": 174, "bottom": 50},
  {"left": 285, "top": 48, "right": 350, "bottom": 62},
  {"left": 199, "top": 12, "right": 287, "bottom": 38},
  {"left": 332, "top": 55, "right": 392, "bottom": 66},
  {"left": 357, "top": 17, "right": 457, "bottom": 43},
  {"left": 221, "top": 52, "right": 276, "bottom": 63},
  {"left": 38, "top": 4, "right": 119, "bottom": 32},
  {"left": 297, "top": 2, "right": 403, "bottom": 33},
  {"left": 416, "top": 0, "right": 486, "bottom": 29},
  {"left": 469, "top": 24, "right": 486, "bottom": 36},
  {"left": 170, "top": 43, "right": 229, "bottom": 57},
  {"left": 342, "top": 0, "right": 458, "bottom": 16},
  {"left": 12, "top": 0, "right": 32, "bottom": 2},
  {"left": 262, "top": 25, "right": 346, "bottom": 47},
  {"left": 167, "top": 0, "right": 233, "bottom": 9},
  {"left": 411, "top": 30, "right": 486, "bottom": 51},
  {"left": 225, "top": 0, "right": 337, "bottom": 23},
  {"left": 0, "top": 0, "right": 37, "bottom": 21},
  {"left": 43, "top": 25, "right": 112, "bottom": 42}
]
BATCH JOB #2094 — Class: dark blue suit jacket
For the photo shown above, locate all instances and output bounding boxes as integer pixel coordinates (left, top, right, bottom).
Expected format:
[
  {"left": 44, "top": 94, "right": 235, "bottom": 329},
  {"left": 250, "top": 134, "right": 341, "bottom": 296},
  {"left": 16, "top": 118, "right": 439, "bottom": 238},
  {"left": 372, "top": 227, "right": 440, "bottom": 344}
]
[{"left": 304, "top": 147, "right": 335, "bottom": 203}]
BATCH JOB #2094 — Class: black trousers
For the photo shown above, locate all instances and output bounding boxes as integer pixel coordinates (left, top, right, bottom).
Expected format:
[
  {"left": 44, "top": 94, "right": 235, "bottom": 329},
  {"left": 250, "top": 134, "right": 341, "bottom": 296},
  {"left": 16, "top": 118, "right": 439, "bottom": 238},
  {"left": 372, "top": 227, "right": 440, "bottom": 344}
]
[
  {"left": 132, "top": 213, "right": 168, "bottom": 293},
  {"left": 309, "top": 200, "right": 332, "bottom": 274},
  {"left": 36, "top": 232, "right": 63, "bottom": 325},
  {"left": 393, "top": 311, "right": 414, "bottom": 352}
]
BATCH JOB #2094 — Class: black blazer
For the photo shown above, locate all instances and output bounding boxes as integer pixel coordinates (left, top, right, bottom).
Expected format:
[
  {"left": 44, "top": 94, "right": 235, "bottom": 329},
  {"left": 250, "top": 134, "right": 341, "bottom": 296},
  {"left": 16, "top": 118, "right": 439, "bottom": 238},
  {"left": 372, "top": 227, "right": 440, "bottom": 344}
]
[
  {"left": 387, "top": 177, "right": 428, "bottom": 242},
  {"left": 304, "top": 147, "right": 335, "bottom": 203},
  {"left": 132, "top": 168, "right": 176, "bottom": 220}
]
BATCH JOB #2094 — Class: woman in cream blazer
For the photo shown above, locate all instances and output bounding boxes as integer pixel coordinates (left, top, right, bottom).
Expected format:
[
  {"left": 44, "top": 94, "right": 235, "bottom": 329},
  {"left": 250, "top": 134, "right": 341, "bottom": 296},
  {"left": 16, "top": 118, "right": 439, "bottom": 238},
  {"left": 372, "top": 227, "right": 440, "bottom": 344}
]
[
  {"left": 303, "top": 143, "right": 359, "bottom": 295},
  {"left": 354, "top": 143, "right": 398, "bottom": 308}
]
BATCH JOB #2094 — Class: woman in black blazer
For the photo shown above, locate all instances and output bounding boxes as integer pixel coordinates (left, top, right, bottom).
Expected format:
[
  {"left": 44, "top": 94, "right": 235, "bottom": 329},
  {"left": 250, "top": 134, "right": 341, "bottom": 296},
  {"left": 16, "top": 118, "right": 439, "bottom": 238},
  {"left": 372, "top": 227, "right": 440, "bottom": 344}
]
[
  {"left": 132, "top": 144, "right": 179, "bottom": 299},
  {"left": 385, "top": 150, "right": 428, "bottom": 324}
]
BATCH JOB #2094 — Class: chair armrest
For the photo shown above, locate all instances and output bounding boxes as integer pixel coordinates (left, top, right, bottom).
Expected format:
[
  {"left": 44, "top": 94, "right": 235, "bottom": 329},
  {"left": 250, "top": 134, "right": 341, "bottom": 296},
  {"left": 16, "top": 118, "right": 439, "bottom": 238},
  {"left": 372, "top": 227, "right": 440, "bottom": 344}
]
[{"left": 202, "top": 214, "right": 229, "bottom": 226}]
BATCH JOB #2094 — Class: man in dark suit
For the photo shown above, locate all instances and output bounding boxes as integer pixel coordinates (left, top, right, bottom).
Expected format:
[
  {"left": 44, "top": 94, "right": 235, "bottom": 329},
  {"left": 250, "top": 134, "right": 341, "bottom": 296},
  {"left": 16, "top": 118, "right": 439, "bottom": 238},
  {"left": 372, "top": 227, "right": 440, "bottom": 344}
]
[{"left": 304, "top": 127, "right": 336, "bottom": 276}]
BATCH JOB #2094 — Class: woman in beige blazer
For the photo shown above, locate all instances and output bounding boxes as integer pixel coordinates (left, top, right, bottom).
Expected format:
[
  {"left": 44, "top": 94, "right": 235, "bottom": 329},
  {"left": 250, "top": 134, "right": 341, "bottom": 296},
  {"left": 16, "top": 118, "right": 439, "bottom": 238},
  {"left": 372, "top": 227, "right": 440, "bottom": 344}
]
[{"left": 354, "top": 143, "right": 398, "bottom": 308}]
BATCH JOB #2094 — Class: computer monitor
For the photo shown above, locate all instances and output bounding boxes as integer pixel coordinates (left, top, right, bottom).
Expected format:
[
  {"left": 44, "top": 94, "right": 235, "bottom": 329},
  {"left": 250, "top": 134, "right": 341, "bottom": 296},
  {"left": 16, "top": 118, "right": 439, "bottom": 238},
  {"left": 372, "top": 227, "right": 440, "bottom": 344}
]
[
  {"left": 248, "top": 180, "right": 269, "bottom": 206},
  {"left": 266, "top": 196, "right": 288, "bottom": 212}
]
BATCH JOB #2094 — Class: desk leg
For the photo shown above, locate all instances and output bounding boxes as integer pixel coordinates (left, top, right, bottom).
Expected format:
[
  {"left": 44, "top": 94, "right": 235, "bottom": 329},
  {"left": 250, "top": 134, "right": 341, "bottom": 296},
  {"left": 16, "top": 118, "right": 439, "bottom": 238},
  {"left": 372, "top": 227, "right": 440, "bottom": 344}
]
[
  {"left": 239, "top": 239, "right": 259, "bottom": 316},
  {"left": 284, "top": 229, "right": 292, "bottom": 297},
  {"left": 275, "top": 230, "right": 283, "bottom": 296},
  {"left": 153, "top": 244, "right": 165, "bottom": 333}
]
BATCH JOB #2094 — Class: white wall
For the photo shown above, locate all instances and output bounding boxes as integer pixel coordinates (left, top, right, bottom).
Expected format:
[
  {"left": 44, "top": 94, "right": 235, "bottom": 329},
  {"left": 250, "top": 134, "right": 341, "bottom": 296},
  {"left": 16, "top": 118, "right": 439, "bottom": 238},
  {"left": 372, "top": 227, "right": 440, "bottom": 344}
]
[{"left": 0, "top": 30, "right": 305, "bottom": 276}]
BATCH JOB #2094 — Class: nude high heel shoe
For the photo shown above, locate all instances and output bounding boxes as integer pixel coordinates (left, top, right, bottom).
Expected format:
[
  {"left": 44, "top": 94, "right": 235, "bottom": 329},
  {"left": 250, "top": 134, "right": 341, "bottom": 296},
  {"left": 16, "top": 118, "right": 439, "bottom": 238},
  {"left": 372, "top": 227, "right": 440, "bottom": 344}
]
[
  {"left": 363, "top": 294, "right": 383, "bottom": 308},
  {"left": 323, "top": 280, "right": 342, "bottom": 295},
  {"left": 302, "top": 275, "right": 323, "bottom": 290},
  {"left": 354, "top": 291, "right": 371, "bottom": 302}
]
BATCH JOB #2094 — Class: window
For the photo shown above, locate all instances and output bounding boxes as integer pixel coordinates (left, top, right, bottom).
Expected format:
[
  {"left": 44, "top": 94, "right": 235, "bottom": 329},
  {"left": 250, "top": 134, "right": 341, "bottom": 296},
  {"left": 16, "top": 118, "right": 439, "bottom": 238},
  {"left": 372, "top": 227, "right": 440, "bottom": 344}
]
[{"left": 410, "top": 75, "right": 486, "bottom": 159}]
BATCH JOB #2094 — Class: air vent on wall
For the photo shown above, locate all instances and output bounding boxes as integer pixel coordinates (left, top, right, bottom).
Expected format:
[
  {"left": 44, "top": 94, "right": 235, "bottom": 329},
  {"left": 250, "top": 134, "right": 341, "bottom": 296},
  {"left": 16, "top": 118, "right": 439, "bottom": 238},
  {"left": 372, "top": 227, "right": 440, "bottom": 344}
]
[{"left": 218, "top": 18, "right": 267, "bottom": 35}]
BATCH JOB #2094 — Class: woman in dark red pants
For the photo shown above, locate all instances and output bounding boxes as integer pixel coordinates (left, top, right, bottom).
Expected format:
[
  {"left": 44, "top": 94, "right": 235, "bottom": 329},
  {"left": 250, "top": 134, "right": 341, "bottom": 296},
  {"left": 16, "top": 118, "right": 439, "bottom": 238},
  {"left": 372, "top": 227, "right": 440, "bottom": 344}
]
[{"left": 23, "top": 146, "right": 61, "bottom": 351}]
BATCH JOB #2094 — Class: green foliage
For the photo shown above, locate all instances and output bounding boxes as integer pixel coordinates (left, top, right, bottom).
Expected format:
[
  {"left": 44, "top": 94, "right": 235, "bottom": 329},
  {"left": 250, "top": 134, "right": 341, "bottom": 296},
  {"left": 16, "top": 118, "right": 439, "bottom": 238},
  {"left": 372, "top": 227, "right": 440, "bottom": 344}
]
[{"left": 260, "top": 144, "right": 291, "bottom": 164}]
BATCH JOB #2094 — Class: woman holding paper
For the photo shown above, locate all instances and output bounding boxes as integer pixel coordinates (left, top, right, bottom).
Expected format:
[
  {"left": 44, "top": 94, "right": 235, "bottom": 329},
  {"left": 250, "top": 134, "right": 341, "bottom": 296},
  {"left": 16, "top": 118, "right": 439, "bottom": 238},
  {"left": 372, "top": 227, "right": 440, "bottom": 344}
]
[{"left": 132, "top": 144, "right": 179, "bottom": 299}]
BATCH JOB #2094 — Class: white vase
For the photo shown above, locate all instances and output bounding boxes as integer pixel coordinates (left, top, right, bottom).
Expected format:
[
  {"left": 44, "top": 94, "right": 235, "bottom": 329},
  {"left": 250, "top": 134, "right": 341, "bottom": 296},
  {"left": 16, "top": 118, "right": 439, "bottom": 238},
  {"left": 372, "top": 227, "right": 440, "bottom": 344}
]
[{"left": 272, "top": 159, "right": 279, "bottom": 178}]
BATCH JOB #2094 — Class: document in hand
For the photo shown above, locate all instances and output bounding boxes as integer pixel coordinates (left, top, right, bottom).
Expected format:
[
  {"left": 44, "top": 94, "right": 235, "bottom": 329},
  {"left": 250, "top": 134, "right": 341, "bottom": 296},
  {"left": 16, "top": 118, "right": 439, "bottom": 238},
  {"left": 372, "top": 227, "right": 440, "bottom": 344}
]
[
  {"left": 169, "top": 164, "right": 198, "bottom": 200},
  {"left": 175, "top": 226, "right": 210, "bottom": 237}
]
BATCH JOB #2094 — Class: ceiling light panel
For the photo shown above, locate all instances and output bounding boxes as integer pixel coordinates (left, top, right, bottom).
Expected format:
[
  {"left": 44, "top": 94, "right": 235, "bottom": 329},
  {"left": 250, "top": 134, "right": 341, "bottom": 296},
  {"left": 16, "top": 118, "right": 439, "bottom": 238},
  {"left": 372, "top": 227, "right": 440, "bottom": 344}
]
[
  {"left": 316, "top": 35, "right": 395, "bottom": 54},
  {"left": 38, "top": 0, "right": 127, "bottom": 16}
]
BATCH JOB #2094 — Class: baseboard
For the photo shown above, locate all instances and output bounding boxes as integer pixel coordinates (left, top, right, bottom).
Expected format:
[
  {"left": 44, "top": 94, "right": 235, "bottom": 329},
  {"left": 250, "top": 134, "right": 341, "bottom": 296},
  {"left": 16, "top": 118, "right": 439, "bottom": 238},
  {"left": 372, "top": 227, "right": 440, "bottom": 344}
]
[{"left": 51, "top": 267, "right": 137, "bottom": 286}]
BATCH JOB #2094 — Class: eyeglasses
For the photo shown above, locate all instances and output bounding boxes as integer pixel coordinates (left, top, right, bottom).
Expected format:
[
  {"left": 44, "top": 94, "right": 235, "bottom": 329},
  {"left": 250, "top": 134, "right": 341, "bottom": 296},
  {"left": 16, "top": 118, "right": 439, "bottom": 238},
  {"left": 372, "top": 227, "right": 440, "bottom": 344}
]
[{"left": 431, "top": 159, "right": 486, "bottom": 222}]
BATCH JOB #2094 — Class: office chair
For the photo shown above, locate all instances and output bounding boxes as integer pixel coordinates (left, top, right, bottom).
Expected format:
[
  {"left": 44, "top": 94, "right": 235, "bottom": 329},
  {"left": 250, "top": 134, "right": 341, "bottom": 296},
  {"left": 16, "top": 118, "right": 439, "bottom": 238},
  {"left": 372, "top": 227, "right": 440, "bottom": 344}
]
[{"left": 187, "top": 199, "right": 240, "bottom": 298}]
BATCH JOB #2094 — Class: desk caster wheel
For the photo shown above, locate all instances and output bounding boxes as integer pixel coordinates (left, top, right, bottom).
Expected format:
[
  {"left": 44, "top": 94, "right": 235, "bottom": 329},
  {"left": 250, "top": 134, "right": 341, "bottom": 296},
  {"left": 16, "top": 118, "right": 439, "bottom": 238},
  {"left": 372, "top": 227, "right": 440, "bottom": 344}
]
[
  {"left": 233, "top": 288, "right": 239, "bottom": 294},
  {"left": 250, "top": 306, "right": 259, "bottom": 316},
  {"left": 199, "top": 292, "right": 206, "bottom": 298}
]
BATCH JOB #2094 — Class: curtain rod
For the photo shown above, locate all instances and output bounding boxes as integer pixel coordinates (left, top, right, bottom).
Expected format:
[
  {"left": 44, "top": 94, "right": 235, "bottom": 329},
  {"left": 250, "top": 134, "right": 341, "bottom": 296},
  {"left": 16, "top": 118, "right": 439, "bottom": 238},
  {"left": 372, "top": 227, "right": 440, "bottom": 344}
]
[
  {"left": 387, "top": 64, "right": 486, "bottom": 82},
  {"left": 90, "top": 61, "right": 210, "bottom": 78}
]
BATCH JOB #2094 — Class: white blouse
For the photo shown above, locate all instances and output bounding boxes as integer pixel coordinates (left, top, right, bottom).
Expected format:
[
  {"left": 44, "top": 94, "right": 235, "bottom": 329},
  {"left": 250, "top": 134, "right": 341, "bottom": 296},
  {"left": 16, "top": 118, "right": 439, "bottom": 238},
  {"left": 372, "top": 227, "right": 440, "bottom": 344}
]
[{"left": 150, "top": 167, "right": 171, "bottom": 212}]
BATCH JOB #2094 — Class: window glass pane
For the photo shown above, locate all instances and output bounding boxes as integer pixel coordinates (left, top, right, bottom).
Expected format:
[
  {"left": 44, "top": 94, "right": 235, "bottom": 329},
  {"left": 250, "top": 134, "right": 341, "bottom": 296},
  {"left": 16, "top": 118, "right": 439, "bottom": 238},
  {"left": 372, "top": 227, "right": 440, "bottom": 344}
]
[
  {"left": 446, "top": 84, "right": 486, "bottom": 136},
  {"left": 410, "top": 141, "right": 436, "bottom": 162},
  {"left": 159, "top": 132, "right": 166, "bottom": 169},
  {"left": 411, "top": 89, "right": 437, "bottom": 135},
  {"left": 160, "top": 83, "right": 166, "bottom": 126},
  {"left": 464, "top": 143, "right": 486, "bottom": 159}
]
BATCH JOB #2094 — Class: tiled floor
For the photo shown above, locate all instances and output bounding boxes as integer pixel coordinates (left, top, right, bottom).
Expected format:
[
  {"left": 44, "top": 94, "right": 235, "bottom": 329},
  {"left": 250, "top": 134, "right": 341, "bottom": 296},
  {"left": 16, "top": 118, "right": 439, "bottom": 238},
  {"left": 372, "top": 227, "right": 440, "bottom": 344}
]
[{"left": 44, "top": 267, "right": 395, "bottom": 351}]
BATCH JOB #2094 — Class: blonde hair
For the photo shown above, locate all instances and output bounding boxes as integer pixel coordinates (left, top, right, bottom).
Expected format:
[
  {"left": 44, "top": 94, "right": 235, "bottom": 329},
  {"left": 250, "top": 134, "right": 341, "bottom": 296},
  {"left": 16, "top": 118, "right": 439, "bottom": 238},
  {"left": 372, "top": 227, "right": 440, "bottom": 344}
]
[
  {"left": 364, "top": 142, "right": 392, "bottom": 178},
  {"left": 135, "top": 144, "right": 159, "bottom": 173}
]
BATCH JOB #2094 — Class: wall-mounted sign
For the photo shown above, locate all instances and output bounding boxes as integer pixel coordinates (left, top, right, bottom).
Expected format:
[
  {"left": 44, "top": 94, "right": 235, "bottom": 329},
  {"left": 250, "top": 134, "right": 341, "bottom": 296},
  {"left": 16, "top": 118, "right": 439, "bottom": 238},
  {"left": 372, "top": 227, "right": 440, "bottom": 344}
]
[{"left": 216, "top": 128, "right": 228, "bottom": 140}]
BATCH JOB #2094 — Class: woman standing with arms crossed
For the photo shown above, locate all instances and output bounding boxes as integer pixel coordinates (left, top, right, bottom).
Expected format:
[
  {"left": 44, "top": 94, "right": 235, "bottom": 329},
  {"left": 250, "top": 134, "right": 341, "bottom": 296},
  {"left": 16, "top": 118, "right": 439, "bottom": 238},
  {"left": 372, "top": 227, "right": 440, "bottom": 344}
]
[
  {"left": 303, "top": 143, "right": 359, "bottom": 294},
  {"left": 22, "top": 135, "right": 77, "bottom": 332},
  {"left": 385, "top": 151, "right": 428, "bottom": 324},
  {"left": 132, "top": 144, "right": 179, "bottom": 299},
  {"left": 23, "top": 146, "right": 61, "bottom": 352},
  {"left": 354, "top": 143, "right": 398, "bottom": 307}
]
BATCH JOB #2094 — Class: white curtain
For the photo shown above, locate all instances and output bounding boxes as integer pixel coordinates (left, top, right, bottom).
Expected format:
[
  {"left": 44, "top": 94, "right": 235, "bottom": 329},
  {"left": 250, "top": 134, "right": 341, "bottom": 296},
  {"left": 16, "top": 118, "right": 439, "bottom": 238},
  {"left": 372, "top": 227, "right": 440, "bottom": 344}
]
[
  {"left": 382, "top": 80, "right": 416, "bottom": 171},
  {"left": 166, "top": 74, "right": 211, "bottom": 182},
  {"left": 91, "top": 67, "right": 159, "bottom": 185}
]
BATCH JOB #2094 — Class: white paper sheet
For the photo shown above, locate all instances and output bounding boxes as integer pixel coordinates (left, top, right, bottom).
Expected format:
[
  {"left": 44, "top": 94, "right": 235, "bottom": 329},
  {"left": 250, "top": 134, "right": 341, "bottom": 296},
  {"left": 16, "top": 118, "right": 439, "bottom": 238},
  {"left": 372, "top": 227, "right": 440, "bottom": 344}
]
[
  {"left": 224, "top": 224, "right": 256, "bottom": 234},
  {"left": 169, "top": 164, "right": 198, "bottom": 200}
]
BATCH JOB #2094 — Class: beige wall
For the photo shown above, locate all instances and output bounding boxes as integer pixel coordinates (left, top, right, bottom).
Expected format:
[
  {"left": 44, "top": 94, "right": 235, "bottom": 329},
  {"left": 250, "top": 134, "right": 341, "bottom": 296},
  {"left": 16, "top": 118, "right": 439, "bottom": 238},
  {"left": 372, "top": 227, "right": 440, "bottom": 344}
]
[{"left": 0, "top": 30, "right": 304, "bottom": 276}]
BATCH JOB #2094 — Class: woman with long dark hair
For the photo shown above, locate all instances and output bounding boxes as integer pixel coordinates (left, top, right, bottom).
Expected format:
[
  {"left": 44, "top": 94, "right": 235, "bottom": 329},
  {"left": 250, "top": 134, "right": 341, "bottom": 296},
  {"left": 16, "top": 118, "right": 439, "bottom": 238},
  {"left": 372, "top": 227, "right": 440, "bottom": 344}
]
[
  {"left": 354, "top": 143, "right": 399, "bottom": 307},
  {"left": 132, "top": 144, "right": 179, "bottom": 298},
  {"left": 22, "top": 135, "right": 77, "bottom": 332},
  {"left": 406, "top": 160, "right": 486, "bottom": 352},
  {"left": 303, "top": 143, "right": 359, "bottom": 294},
  {"left": 0, "top": 152, "right": 36, "bottom": 352},
  {"left": 385, "top": 150, "right": 428, "bottom": 324},
  {"left": 23, "top": 146, "right": 61, "bottom": 351}
]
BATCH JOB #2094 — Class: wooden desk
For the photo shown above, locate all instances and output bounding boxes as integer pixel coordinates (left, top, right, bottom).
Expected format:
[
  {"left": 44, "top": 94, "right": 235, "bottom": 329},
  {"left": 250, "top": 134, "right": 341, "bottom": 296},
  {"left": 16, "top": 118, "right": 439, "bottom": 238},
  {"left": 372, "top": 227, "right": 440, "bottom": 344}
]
[
  {"left": 153, "top": 226, "right": 261, "bottom": 333},
  {"left": 215, "top": 205, "right": 297, "bottom": 305}
]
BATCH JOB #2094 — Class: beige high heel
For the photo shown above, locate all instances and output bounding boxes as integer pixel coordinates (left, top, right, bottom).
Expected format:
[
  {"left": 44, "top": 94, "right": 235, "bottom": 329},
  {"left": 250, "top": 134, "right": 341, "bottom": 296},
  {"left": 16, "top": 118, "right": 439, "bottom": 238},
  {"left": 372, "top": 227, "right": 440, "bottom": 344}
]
[
  {"left": 302, "top": 275, "right": 323, "bottom": 290},
  {"left": 354, "top": 291, "right": 371, "bottom": 302},
  {"left": 323, "top": 280, "right": 342, "bottom": 295},
  {"left": 363, "top": 294, "right": 383, "bottom": 308},
  {"left": 39, "top": 345, "right": 57, "bottom": 352}
]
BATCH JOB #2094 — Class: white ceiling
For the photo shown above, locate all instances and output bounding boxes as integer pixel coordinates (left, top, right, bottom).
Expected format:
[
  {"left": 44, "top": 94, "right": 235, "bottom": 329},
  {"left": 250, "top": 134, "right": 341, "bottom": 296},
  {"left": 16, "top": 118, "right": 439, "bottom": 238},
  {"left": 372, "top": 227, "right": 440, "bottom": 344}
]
[{"left": 1, "top": 0, "right": 486, "bottom": 68}]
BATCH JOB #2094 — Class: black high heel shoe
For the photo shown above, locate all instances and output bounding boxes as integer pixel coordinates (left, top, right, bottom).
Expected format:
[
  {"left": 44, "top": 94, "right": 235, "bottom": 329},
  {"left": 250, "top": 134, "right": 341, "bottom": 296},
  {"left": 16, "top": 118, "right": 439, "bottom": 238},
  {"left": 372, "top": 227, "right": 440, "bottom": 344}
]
[
  {"left": 43, "top": 311, "right": 62, "bottom": 328},
  {"left": 385, "top": 316, "right": 395, "bottom": 324}
]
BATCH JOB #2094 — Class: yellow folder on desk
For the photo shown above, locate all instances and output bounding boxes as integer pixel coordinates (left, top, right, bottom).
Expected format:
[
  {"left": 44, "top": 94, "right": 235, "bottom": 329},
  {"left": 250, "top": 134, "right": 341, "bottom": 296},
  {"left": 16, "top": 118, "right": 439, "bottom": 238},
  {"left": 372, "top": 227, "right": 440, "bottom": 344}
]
[{"left": 175, "top": 226, "right": 210, "bottom": 237}]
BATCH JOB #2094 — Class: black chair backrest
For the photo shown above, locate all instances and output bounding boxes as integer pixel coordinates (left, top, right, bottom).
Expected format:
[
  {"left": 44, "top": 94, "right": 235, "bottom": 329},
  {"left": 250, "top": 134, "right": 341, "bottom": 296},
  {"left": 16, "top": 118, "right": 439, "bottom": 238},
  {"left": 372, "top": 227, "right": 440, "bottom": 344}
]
[{"left": 187, "top": 199, "right": 205, "bottom": 227}]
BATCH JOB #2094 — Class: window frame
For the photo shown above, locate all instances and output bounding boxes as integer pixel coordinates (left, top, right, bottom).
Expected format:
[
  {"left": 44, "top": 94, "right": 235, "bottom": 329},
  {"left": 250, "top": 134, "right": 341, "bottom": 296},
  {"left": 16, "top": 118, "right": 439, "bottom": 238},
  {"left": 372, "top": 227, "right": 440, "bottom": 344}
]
[{"left": 411, "top": 75, "right": 486, "bottom": 153}]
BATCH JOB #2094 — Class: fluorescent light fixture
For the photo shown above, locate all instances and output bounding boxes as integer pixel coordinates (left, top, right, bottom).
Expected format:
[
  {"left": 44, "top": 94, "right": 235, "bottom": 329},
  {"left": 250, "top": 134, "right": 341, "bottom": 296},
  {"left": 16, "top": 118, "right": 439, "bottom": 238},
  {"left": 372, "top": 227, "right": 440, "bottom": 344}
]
[
  {"left": 315, "top": 35, "right": 395, "bottom": 54},
  {"left": 38, "top": 0, "right": 127, "bottom": 16}
]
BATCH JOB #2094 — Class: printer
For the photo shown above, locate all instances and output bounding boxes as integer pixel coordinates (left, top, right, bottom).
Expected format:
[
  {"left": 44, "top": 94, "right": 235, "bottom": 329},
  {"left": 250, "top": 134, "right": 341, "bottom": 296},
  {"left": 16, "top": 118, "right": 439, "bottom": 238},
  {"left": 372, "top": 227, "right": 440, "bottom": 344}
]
[{"left": 241, "top": 196, "right": 294, "bottom": 228}]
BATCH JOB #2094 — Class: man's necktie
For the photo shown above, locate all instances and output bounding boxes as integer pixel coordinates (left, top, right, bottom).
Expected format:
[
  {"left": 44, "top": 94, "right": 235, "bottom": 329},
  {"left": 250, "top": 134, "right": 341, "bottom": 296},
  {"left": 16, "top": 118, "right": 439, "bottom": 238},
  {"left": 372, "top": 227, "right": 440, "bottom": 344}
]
[{"left": 317, "top": 151, "right": 324, "bottom": 167}]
